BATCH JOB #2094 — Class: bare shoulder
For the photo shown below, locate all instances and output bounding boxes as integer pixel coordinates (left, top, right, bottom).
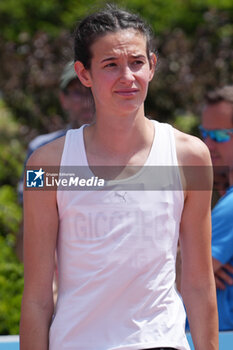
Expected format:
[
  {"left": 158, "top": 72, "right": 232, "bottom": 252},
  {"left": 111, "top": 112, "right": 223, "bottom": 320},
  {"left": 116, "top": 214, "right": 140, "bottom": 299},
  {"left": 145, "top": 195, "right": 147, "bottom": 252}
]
[
  {"left": 26, "top": 136, "right": 65, "bottom": 167},
  {"left": 173, "top": 127, "right": 212, "bottom": 166}
]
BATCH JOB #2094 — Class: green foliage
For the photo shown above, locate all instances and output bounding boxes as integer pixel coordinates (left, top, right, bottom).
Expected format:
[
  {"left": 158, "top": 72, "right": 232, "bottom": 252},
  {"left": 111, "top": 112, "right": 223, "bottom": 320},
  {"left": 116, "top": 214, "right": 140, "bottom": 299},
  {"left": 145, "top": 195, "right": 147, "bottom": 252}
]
[
  {"left": 0, "top": 101, "right": 25, "bottom": 185},
  {"left": 0, "top": 1, "right": 233, "bottom": 132},
  {"left": 0, "top": 0, "right": 105, "bottom": 41},
  {"left": 0, "top": 101, "right": 24, "bottom": 334},
  {"left": 0, "top": 185, "right": 22, "bottom": 237},
  {"left": 173, "top": 113, "right": 199, "bottom": 135},
  {"left": 0, "top": 140, "right": 24, "bottom": 186},
  {"left": 0, "top": 235, "right": 24, "bottom": 335},
  {"left": 0, "top": 0, "right": 66, "bottom": 40},
  {"left": 1, "top": 0, "right": 232, "bottom": 41},
  {"left": 0, "top": 31, "right": 71, "bottom": 132}
]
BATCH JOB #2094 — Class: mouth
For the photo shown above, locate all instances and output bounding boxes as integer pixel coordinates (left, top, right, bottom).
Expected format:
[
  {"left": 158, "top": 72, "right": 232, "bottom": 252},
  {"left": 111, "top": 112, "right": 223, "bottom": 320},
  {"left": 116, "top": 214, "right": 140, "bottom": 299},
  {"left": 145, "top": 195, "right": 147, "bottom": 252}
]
[{"left": 114, "top": 89, "right": 139, "bottom": 97}]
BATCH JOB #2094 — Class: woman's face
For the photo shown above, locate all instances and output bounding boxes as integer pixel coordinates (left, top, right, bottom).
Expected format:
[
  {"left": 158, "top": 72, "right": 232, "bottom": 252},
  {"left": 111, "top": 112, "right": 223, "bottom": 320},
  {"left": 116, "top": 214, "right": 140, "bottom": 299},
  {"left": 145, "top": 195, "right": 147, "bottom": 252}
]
[{"left": 77, "top": 29, "right": 155, "bottom": 117}]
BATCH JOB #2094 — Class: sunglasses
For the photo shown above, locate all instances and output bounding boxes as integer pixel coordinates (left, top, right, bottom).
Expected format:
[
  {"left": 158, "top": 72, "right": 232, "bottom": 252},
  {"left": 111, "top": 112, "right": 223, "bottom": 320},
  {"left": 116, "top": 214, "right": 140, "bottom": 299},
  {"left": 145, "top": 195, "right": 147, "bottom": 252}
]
[{"left": 199, "top": 126, "right": 233, "bottom": 143}]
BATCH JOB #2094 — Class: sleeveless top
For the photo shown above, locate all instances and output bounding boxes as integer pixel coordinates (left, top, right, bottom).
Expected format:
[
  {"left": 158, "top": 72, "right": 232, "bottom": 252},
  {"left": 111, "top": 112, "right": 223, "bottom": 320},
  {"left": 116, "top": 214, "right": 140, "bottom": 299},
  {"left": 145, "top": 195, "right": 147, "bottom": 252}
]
[{"left": 49, "top": 120, "right": 190, "bottom": 350}]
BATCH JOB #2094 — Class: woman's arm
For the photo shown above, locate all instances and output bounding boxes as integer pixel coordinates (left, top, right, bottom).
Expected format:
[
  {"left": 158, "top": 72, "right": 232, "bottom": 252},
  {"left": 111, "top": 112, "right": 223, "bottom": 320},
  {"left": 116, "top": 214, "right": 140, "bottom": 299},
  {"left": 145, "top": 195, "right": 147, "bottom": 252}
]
[
  {"left": 20, "top": 141, "right": 62, "bottom": 350},
  {"left": 180, "top": 189, "right": 218, "bottom": 349},
  {"left": 177, "top": 133, "right": 219, "bottom": 350}
]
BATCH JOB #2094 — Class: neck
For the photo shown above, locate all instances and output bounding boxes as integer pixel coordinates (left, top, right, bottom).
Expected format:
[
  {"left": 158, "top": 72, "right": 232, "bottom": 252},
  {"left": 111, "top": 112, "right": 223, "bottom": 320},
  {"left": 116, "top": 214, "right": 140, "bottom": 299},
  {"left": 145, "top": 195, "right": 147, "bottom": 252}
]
[
  {"left": 91, "top": 106, "right": 148, "bottom": 154},
  {"left": 83, "top": 107, "right": 154, "bottom": 166}
]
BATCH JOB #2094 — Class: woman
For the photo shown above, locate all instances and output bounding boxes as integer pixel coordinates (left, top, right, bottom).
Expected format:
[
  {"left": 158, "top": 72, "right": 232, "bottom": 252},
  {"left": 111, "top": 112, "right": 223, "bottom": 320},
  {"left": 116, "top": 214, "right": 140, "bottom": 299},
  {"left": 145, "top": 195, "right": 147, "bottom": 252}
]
[{"left": 20, "top": 5, "right": 218, "bottom": 350}]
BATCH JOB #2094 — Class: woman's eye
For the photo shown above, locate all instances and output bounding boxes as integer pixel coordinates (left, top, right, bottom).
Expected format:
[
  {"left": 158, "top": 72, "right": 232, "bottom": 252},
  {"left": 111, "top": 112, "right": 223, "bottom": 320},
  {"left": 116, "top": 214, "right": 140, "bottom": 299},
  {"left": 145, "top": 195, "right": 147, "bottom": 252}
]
[
  {"left": 133, "top": 60, "right": 144, "bottom": 65},
  {"left": 104, "top": 63, "right": 117, "bottom": 68}
]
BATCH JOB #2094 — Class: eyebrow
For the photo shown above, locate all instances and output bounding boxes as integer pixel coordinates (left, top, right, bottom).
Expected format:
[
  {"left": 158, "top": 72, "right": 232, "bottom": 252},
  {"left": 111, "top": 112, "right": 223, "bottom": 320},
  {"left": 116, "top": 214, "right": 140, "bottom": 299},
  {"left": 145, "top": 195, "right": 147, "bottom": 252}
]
[
  {"left": 100, "top": 54, "right": 146, "bottom": 63},
  {"left": 131, "top": 54, "right": 146, "bottom": 59},
  {"left": 100, "top": 57, "right": 117, "bottom": 63}
]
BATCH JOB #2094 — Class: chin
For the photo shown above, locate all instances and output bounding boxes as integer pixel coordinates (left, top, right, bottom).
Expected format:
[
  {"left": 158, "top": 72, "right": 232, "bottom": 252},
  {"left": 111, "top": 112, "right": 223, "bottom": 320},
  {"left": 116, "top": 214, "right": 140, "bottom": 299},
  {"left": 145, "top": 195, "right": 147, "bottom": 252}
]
[{"left": 117, "top": 102, "right": 142, "bottom": 114}]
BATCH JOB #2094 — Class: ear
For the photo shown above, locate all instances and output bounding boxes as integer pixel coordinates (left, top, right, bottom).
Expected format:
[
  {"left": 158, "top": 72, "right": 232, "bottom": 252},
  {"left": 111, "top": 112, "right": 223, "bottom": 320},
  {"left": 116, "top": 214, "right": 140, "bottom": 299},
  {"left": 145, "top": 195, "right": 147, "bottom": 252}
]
[
  {"left": 74, "top": 61, "right": 92, "bottom": 88},
  {"left": 149, "top": 53, "right": 157, "bottom": 82}
]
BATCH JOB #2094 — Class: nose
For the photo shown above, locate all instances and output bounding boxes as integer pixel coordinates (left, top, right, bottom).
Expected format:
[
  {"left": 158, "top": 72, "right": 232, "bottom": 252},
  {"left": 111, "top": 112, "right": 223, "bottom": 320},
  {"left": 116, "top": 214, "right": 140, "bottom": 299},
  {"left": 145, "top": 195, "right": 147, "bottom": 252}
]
[{"left": 119, "top": 65, "right": 135, "bottom": 84}]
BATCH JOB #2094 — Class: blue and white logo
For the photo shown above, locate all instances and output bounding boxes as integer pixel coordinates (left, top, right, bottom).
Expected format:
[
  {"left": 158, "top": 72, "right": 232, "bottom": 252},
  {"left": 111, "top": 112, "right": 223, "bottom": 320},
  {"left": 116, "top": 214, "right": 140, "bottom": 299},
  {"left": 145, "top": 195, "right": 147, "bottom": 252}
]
[{"left": 26, "top": 168, "right": 45, "bottom": 188}]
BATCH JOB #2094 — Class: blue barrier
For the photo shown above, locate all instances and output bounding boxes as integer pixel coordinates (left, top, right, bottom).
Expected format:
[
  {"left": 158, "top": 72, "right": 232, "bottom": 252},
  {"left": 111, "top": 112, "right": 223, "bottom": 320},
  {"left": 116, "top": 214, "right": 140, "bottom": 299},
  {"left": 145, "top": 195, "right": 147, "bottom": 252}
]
[
  {"left": 0, "top": 336, "right": 19, "bottom": 350},
  {"left": 0, "top": 333, "right": 233, "bottom": 349},
  {"left": 187, "top": 331, "right": 233, "bottom": 349}
]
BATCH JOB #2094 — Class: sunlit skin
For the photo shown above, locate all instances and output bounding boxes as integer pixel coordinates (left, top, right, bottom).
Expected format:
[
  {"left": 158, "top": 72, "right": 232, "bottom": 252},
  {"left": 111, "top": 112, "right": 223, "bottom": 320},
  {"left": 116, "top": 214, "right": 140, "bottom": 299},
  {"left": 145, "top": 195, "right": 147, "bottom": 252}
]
[
  {"left": 202, "top": 101, "right": 233, "bottom": 184},
  {"left": 74, "top": 29, "right": 156, "bottom": 164},
  {"left": 75, "top": 29, "right": 155, "bottom": 120}
]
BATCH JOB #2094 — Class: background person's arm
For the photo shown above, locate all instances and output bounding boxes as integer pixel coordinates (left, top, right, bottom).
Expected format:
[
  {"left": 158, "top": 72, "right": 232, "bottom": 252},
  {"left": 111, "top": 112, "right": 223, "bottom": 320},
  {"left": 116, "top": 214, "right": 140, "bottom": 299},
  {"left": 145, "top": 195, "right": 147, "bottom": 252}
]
[{"left": 213, "top": 259, "right": 233, "bottom": 290}]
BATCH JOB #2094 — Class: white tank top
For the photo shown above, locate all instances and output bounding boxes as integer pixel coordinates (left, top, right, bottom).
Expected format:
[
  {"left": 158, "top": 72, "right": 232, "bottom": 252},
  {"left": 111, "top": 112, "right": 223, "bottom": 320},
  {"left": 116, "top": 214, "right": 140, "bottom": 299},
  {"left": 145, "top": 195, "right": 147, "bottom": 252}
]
[{"left": 49, "top": 120, "right": 190, "bottom": 350}]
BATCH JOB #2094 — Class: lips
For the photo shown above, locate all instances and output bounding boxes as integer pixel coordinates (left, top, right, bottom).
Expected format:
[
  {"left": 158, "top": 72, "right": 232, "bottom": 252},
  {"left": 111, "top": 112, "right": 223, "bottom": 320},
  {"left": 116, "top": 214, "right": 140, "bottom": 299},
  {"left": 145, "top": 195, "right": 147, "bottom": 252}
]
[{"left": 114, "top": 89, "right": 139, "bottom": 96}]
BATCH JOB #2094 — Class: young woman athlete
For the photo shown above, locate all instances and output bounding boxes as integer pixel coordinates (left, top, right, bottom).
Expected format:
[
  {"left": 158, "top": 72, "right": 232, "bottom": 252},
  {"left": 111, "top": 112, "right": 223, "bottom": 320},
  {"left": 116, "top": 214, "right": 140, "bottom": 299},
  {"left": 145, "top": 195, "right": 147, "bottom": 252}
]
[{"left": 20, "top": 5, "right": 218, "bottom": 350}]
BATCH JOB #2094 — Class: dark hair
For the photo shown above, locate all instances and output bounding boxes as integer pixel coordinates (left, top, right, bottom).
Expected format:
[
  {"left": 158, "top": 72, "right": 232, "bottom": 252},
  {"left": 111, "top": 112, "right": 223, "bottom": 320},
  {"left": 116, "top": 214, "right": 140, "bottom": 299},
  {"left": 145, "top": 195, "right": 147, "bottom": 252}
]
[{"left": 74, "top": 4, "right": 154, "bottom": 69}]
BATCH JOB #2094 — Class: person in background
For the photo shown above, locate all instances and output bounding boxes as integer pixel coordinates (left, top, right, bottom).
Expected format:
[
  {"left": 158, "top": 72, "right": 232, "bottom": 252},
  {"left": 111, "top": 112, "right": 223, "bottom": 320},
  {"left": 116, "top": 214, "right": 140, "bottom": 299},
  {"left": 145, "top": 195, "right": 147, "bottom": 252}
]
[
  {"left": 200, "top": 85, "right": 233, "bottom": 331},
  {"left": 16, "top": 62, "right": 95, "bottom": 260},
  {"left": 17, "top": 61, "right": 94, "bottom": 204}
]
